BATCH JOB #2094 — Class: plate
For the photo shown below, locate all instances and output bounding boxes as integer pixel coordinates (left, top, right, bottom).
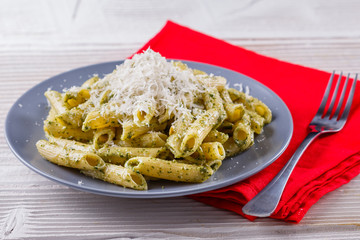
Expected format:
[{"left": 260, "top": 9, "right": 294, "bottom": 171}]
[{"left": 5, "top": 60, "right": 293, "bottom": 198}]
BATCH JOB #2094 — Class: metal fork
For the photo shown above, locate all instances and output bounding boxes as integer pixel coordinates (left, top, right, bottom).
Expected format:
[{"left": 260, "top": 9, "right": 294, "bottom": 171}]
[{"left": 242, "top": 71, "right": 358, "bottom": 217}]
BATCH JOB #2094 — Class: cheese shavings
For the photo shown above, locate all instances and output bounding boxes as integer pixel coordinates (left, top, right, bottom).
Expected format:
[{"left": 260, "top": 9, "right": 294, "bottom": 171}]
[{"left": 87, "top": 49, "right": 206, "bottom": 123}]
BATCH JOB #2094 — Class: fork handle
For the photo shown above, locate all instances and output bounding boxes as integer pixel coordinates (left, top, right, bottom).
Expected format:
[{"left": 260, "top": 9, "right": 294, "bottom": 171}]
[{"left": 242, "top": 131, "right": 320, "bottom": 217}]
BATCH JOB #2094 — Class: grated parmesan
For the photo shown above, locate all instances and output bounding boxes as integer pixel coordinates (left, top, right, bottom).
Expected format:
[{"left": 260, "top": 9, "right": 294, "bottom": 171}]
[
  {"left": 233, "top": 83, "right": 250, "bottom": 95},
  {"left": 85, "top": 49, "right": 206, "bottom": 122}
]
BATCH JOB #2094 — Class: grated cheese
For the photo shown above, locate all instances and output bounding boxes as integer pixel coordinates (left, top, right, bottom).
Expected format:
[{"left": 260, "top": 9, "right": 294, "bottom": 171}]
[
  {"left": 233, "top": 83, "right": 250, "bottom": 95},
  {"left": 85, "top": 49, "right": 206, "bottom": 122}
]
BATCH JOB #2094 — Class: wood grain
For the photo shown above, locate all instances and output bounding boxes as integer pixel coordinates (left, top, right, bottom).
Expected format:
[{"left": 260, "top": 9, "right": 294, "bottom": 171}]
[{"left": 1, "top": 0, "right": 360, "bottom": 239}]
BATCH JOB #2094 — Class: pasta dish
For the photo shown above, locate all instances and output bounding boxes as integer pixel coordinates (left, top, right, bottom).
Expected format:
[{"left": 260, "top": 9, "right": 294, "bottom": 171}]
[{"left": 36, "top": 49, "right": 272, "bottom": 190}]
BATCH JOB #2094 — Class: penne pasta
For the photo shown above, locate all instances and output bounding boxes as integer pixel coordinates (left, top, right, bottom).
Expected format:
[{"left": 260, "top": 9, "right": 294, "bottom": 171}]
[
  {"left": 56, "top": 107, "right": 84, "bottom": 127},
  {"left": 36, "top": 50, "right": 272, "bottom": 190},
  {"left": 97, "top": 146, "right": 166, "bottom": 165},
  {"left": 48, "top": 137, "right": 94, "bottom": 152},
  {"left": 203, "top": 129, "right": 229, "bottom": 144},
  {"left": 205, "top": 159, "right": 223, "bottom": 172},
  {"left": 180, "top": 108, "right": 220, "bottom": 157},
  {"left": 201, "top": 142, "right": 226, "bottom": 161},
  {"left": 82, "top": 163, "right": 148, "bottom": 190},
  {"left": 44, "top": 119, "right": 94, "bottom": 142},
  {"left": 44, "top": 90, "right": 68, "bottom": 116},
  {"left": 36, "top": 140, "right": 105, "bottom": 170},
  {"left": 224, "top": 103, "right": 245, "bottom": 123},
  {"left": 125, "top": 157, "right": 213, "bottom": 183},
  {"left": 121, "top": 118, "right": 166, "bottom": 141},
  {"left": 223, "top": 137, "right": 243, "bottom": 157},
  {"left": 93, "top": 127, "right": 116, "bottom": 149},
  {"left": 133, "top": 102, "right": 156, "bottom": 126},
  {"left": 63, "top": 89, "right": 90, "bottom": 109},
  {"left": 233, "top": 113, "right": 254, "bottom": 151},
  {"left": 247, "top": 110, "right": 265, "bottom": 134},
  {"left": 203, "top": 88, "right": 227, "bottom": 128},
  {"left": 82, "top": 109, "right": 121, "bottom": 131}
]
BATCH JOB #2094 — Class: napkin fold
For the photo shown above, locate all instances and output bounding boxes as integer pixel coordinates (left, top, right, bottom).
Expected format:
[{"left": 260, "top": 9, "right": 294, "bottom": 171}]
[{"left": 135, "top": 21, "right": 360, "bottom": 223}]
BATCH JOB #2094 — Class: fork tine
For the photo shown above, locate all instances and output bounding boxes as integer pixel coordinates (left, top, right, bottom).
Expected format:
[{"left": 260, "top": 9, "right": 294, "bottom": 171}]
[
  {"left": 333, "top": 73, "right": 350, "bottom": 119},
  {"left": 324, "top": 71, "right": 342, "bottom": 118},
  {"left": 340, "top": 73, "right": 358, "bottom": 121},
  {"left": 317, "top": 71, "right": 336, "bottom": 116}
]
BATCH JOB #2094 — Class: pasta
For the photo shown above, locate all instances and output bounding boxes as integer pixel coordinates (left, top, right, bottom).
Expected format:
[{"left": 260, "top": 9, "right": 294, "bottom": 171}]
[{"left": 36, "top": 49, "right": 272, "bottom": 190}]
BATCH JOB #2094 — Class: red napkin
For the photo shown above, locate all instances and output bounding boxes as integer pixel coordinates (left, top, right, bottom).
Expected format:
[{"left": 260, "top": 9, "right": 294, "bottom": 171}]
[{"left": 135, "top": 21, "right": 360, "bottom": 223}]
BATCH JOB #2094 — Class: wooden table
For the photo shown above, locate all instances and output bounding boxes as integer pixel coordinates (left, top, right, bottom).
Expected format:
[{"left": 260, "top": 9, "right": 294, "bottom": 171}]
[{"left": 1, "top": 1, "right": 360, "bottom": 239}]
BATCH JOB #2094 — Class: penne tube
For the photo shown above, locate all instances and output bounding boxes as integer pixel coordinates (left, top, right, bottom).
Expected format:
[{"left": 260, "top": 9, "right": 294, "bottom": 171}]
[
  {"left": 166, "top": 113, "right": 194, "bottom": 158},
  {"left": 252, "top": 99, "right": 272, "bottom": 124},
  {"left": 205, "top": 159, "right": 223, "bottom": 172},
  {"left": 180, "top": 109, "right": 220, "bottom": 157},
  {"left": 48, "top": 137, "right": 94, "bottom": 152},
  {"left": 56, "top": 107, "right": 84, "bottom": 127},
  {"left": 166, "top": 134, "right": 183, "bottom": 158},
  {"left": 203, "top": 88, "right": 227, "bottom": 128},
  {"left": 81, "top": 163, "right": 148, "bottom": 190},
  {"left": 47, "top": 107, "right": 57, "bottom": 120},
  {"left": 114, "top": 131, "right": 167, "bottom": 148},
  {"left": 183, "top": 147, "right": 206, "bottom": 165},
  {"left": 218, "top": 120, "right": 234, "bottom": 134},
  {"left": 36, "top": 140, "right": 105, "bottom": 170},
  {"left": 133, "top": 102, "right": 156, "bottom": 126},
  {"left": 93, "top": 127, "right": 116, "bottom": 149},
  {"left": 168, "top": 112, "right": 193, "bottom": 136},
  {"left": 44, "top": 119, "right": 94, "bottom": 142},
  {"left": 222, "top": 137, "right": 243, "bottom": 157},
  {"left": 158, "top": 108, "right": 173, "bottom": 124},
  {"left": 228, "top": 88, "right": 252, "bottom": 109},
  {"left": 155, "top": 148, "right": 174, "bottom": 160},
  {"left": 201, "top": 142, "right": 226, "bottom": 161},
  {"left": 233, "top": 114, "right": 254, "bottom": 151},
  {"left": 120, "top": 120, "right": 147, "bottom": 140},
  {"left": 247, "top": 110, "right": 265, "bottom": 134},
  {"left": 63, "top": 89, "right": 90, "bottom": 108},
  {"left": 227, "top": 88, "right": 243, "bottom": 102},
  {"left": 203, "top": 129, "right": 229, "bottom": 144},
  {"left": 132, "top": 132, "right": 168, "bottom": 148},
  {"left": 44, "top": 90, "right": 68, "bottom": 116},
  {"left": 97, "top": 146, "right": 166, "bottom": 165},
  {"left": 224, "top": 103, "right": 245, "bottom": 123},
  {"left": 82, "top": 109, "right": 121, "bottom": 131},
  {"left": 121, "top": 118, "right": 166, "bottom": 141},
  {"left": 220, "top": 89, "right": 233, "bottom": 103},
  {"left": 230, "top": 88, "right": 272, "bottom": 124},
  {"left": 125, "top": 157, "right": 213, "bottom": 183},
  {"left": 113, "top": 139, "right": 133, "bottom": 147}
]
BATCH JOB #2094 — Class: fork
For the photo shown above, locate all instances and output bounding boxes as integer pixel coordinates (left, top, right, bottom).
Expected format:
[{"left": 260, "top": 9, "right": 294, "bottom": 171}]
[{"left": 242, "top": 71, "right": 358, "bottom": 217}]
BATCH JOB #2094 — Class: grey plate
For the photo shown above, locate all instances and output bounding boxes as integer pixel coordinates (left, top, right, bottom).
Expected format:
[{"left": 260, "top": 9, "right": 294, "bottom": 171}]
[{"left": 5, "top": 60, "right": 293, "bottom": 198}]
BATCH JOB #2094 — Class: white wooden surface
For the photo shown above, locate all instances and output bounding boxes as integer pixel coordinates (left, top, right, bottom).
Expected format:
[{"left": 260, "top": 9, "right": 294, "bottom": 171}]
[{"left": 1, "top": 0, "right": 360, "bottom": 239}]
